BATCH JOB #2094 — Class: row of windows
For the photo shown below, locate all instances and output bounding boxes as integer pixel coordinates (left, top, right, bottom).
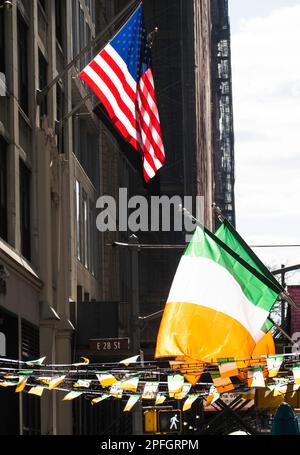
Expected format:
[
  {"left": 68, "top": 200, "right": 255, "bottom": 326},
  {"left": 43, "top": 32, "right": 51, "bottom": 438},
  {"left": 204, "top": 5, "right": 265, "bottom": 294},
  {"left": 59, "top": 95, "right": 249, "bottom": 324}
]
[
  {"left": 72, "top": 1, "right": 98, "bottom": 280},
  {"left": 0, "top": 141, "right": 100, "bottom": 268},
  {"left": 1, "top": 138, "right": 100, "bottom": 270},
  {"left": 0, "top": 0, "right": 95, "bottom": 122},
  {"left": 72, "top": 0, "right": 95, "bottom": 68},
  {"left": 0, "top": 1, "right": 97, "bottom": 269},
  {"left": 16, "top": 9, "right": 48, "bottom": 117},
  {"left": 4, "top": 1, "right": 93, "bottom": 118}
]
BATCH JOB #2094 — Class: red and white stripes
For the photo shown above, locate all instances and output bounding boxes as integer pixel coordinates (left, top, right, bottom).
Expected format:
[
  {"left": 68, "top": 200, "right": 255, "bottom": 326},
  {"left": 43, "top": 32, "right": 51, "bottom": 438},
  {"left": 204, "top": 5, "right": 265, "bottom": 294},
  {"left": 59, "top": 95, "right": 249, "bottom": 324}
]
[
  {"left": 136, "top": 68, "right": 165, "bottom": 181},
  {"left": 80, "top": 43, "right": 165, "bottom": 181}
]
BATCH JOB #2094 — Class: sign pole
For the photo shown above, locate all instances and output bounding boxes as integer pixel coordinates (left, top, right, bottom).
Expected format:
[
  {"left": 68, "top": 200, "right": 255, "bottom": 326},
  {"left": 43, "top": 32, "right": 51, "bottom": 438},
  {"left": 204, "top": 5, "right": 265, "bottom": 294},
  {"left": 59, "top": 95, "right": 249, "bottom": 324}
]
[{"left": 129, "top": 234, "right": 143, "bottom": 435}]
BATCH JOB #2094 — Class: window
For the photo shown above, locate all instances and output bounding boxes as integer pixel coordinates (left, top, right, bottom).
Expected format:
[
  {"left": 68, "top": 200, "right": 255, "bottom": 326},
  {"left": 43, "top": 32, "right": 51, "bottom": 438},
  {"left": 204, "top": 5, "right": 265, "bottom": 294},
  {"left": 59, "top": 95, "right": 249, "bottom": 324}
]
[
  {"left": 225, "top": 181, "right": 232, "bottom": 192},
  {"left": 225, "top": 192, "right": 232, "bottom": 203},
  {"left": 17, "top": 13, "right": 29, "bottom": 115},
  {"left": 75, "top": 181, "right": 96, "bottom": 274},
  {"left": 77, "top": 285, "right": 83, "bottom": 303},
  {"left": 79, "top": 7, "right": 85, "bottom": 68},
  {"left": 86, "top": 22, "right": 91, "bottom": 65},
  {"left": 55, "top": 0, "right": 63, "bottom": 47},
  {"left": 85, "top": 0, "right": 91, "bottom": 14},
  {"left": 0, "top": 308, "right": 19, "bottom": 435},
  {"left": 89, "top": 200, "right": 95, "bottom": 276},
  {"left": 0, "top": 8, "right": 5, "bottom": 74},
  {"left": 75, "top": 180, "right": 96, "bottom": 275},
  {"left": 56, "top": 84, "right": 63, "bottom": 122},
  {"left": 19, "top": 160, "right": 31, "bottom": 260},
  {"left": 72, "top": 0, "right": 79, "bottom": 59},
  {"left": 76, "top": 180, "right": 81, "bottom": 261},
  {"left": 21, "top": 320, "right": 41, "bottom": 435},
  {"left": 38, "top": 0, "right": 46, "bottom": 12},
  {"left": 91, "top": 0, "right": 95, "bottom": 23},
  {"left": 21, "top": 319, "right": 39, "bottom": 360},
  {"left": 56, "top": 84, "right": 64, "bottom": 153},
  {"left": 0, "top": 139, "right": 7, "bottom": 241},
  {"left": 86, "top": 133, "right": 99, "bottom": 189},
  {"left": 82, "top": 190, "right": 88, "bottom": 269},
  {"left": 38, "top": 51, "right": 48, "bottom": 118},
  {"left": 77, "top": 120, "right": 100, "bottom": 190}
]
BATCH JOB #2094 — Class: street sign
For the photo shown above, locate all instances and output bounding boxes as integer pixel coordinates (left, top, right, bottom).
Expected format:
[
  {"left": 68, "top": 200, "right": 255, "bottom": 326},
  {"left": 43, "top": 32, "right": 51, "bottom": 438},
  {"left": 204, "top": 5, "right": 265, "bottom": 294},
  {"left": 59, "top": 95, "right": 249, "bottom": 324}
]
[
  {"left": 89, "top": 337, "right": 130, "bottom": 353},
  {"left": 158, "top": 410, "right": 182, "bottom": 434}
]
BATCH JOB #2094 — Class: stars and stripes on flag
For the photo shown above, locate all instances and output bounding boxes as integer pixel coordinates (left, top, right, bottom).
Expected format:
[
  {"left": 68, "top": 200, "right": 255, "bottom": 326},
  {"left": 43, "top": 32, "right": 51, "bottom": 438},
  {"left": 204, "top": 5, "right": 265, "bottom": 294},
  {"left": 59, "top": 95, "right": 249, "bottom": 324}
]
[{"left": 80, "top": 3, "right": 165, "bottom": 182}]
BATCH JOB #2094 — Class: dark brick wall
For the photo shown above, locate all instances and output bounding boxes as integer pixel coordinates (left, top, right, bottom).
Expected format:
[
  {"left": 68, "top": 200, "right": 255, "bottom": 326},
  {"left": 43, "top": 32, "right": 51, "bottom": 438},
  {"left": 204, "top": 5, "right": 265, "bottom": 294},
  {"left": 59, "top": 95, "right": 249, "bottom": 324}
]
[{"left": 288, "top": 286, "right": 300, "bottom": 335}]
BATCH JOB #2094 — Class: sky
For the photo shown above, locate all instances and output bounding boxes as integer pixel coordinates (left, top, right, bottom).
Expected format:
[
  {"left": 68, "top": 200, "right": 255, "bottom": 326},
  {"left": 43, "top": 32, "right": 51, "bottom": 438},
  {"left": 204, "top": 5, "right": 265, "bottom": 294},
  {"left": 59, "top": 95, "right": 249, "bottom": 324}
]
[{"left": 229, "top": 0, "right": 300, "bottom": 284}]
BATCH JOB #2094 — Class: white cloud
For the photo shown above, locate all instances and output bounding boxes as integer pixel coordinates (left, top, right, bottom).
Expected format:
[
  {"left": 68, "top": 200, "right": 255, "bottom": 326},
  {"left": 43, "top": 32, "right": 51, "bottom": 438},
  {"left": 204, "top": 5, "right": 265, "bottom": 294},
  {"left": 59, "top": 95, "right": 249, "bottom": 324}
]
[{"left": 231, "top": 5, "right": 300, "bottom": 277}]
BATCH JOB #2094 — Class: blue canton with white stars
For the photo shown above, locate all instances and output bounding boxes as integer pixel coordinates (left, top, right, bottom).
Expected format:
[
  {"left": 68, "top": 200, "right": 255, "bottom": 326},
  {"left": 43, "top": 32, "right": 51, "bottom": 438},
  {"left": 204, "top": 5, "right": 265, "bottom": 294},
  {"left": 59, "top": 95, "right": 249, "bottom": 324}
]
[{"left": 111, "top": 4, "right": 151, "bottom": 82}]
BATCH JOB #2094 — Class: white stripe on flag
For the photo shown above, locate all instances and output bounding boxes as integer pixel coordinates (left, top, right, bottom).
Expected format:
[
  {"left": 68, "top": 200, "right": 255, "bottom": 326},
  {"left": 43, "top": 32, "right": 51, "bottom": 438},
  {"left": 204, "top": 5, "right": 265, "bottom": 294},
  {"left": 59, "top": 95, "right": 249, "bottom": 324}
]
[
  {"left": 167, "top": 256, "right": 270, "bottom": 343},
  {"left": 94, "top": 54, "right": 137, "bottom": 116},
  {"left": 106, "top": 44, "right": 137, "bottom": 93},
  {"left": 143, "top": 157, "right": 156, "bottom": 179}
]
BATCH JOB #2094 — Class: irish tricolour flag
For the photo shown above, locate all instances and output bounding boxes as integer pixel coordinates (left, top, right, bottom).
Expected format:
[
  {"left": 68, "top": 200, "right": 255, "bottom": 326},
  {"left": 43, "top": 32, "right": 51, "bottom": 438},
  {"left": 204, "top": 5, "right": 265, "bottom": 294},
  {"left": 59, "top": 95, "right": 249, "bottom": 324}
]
[{"left": 155, "top": 226, "right": 280, "bottom": 362}]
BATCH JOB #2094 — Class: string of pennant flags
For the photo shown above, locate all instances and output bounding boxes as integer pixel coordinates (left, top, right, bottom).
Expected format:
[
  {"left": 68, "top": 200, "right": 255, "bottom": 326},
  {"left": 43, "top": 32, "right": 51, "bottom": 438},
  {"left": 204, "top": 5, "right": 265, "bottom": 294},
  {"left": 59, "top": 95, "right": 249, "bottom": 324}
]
[{"left": 1, "top": 353, "right": 300, "bottom": 413}]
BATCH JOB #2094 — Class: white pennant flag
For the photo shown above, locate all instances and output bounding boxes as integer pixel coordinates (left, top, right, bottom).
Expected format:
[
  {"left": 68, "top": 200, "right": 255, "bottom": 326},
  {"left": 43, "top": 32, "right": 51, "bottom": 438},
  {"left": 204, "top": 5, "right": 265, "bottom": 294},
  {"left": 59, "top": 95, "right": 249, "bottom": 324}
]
[
  {"left": 119, "top": 355, "right": 140, "bottom": 366},
  {"left": 124, "top": 395, "right": 140, "bottom": 412},
  {"left": 142, "top": 382, "right": 159, "bottom": 400}
]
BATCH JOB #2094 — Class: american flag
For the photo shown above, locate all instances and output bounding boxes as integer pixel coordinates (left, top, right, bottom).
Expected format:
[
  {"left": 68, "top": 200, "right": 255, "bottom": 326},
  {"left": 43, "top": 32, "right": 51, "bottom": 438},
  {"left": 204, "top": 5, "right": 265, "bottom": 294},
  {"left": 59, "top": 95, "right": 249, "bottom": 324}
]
[{"left": 80, "top": 4, "right": 165, "bottom": 182}]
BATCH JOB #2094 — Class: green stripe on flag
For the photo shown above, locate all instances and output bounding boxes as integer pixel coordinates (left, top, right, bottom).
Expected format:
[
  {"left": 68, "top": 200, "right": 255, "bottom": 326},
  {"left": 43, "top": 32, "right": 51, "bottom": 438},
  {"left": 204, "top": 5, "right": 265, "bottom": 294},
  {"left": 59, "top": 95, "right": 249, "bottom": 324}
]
[
  {"left": 262, "top": 318, "right": 274, "bottom": 333},
  {"left": 215, "top": 220, "right": 283, "bottom": 293},
  {"left": 185, "top": 227, "right": 279, "bottom": 313}
]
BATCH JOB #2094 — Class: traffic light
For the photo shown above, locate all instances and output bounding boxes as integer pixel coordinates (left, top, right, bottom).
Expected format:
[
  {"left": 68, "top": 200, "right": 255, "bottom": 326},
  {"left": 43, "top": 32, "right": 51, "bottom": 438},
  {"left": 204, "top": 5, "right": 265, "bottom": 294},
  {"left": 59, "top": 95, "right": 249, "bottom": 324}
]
[
  {"left": 158, "top": 410, "right": 182, "bottom": 434},
  {"left": 144, "top": 409, "right": 157, "bottom": 433},
  {"left": 144, "top": 407, "right": 182, "bottom": 434}
]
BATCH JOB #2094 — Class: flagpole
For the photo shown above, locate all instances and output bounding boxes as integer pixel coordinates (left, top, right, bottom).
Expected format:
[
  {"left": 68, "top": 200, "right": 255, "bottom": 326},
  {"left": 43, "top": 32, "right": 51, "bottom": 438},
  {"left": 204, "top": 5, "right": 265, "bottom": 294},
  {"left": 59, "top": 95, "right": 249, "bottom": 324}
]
[
  {"left": 36, "top": 0, "right": 139, "bottom": 104},
  {"left": 56, "top": 94, "right": 91, "bottom": 132},
  {"left": 212, "top": 203, "right": 225, "bottom": 222},
  {"left": 271, "top": 322, "right": 296, "bottom": 345}
]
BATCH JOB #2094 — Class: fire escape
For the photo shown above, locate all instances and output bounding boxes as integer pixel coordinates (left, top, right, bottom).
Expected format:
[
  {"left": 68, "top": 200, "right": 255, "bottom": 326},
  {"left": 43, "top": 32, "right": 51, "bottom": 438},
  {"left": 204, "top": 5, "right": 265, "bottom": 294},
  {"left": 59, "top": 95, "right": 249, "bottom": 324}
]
[{"left": 211, "top": 0, "right": 236, "bottom": 228}]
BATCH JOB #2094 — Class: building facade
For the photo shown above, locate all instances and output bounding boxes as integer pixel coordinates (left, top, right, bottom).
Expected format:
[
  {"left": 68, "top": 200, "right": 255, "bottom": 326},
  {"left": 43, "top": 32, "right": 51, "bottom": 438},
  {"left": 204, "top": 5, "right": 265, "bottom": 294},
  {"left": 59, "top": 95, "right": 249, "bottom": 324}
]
[
  {"left": 0, "top": 0, "right": 235, "bottom": 434},
  {"left": 0, "top": 0, "right": 104, "bottom": 434}
]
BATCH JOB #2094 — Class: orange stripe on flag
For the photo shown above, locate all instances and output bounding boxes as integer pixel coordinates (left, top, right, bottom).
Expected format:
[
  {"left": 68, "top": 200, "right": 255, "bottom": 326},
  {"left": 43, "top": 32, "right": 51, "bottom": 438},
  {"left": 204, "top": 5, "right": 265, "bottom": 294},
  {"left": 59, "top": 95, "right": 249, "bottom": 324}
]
[{"left": 155, "top": 302, "right": 256, "bottom": 362}]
